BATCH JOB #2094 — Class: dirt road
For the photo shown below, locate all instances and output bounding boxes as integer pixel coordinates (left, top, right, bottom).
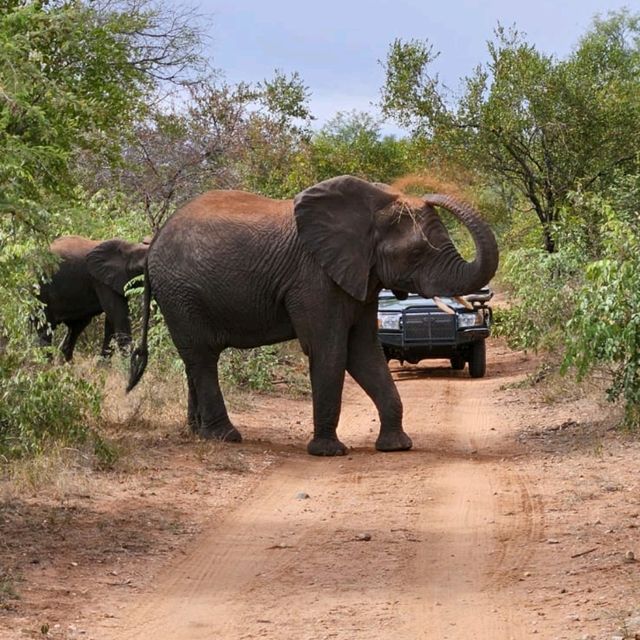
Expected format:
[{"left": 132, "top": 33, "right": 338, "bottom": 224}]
[
  {"left": 97, "top": 346, "right": 544, "bottom": 640},
  {"left": 5, "top": 342, "right": 638, "bottom": 639}
]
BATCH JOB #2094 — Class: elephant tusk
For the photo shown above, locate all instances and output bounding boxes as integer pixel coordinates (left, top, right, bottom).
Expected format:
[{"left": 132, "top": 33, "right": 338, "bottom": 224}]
[
  {"left": 433, "top": 296, "right": 456, "bottom": 315},
  {"left": 454, "top": 295, "right": 474, "bottom": 310}
]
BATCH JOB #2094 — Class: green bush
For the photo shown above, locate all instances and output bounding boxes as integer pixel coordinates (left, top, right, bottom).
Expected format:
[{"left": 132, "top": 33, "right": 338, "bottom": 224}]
[
  {"left": 562, "top": 206, "right": 640, "bottom": 426},
  {"left": 0, "top": 355, "right": 101, "bottom": 458},
  {"left": 219, "top": 346, "right": 281, "bottom": 392},
  {"left": 219, "top": 343, "right": 309, "bottom": 395},
  {"left": 493, "top": 246, "right": 584, "bottom": 350},
  {"left": 496, "top": 182, "right": 640, "bottom": 427}
]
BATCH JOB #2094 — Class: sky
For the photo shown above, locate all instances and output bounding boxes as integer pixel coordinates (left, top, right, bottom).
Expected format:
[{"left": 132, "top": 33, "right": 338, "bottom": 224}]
[{"left": 194, "top": 0, "right": 637, "bottom": 133}]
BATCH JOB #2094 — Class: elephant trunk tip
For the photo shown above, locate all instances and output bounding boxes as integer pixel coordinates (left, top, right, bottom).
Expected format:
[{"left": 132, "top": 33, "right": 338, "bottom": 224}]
[{"left": 127, "top": 347, "right": 148, "bottom": 392}]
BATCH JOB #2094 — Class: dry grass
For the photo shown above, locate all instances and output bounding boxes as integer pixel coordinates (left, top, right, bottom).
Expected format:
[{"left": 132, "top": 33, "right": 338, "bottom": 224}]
[
  {"left": 77, "top": 355, "right": 189, "bottom": 432},
  {"left": 519, "top": 360, "right": 616, "bottom": 411},
  {"left": 1, "top": 445, "right": 98, "bottom": 501},
  {"left": 0, "top": 569, "right": 19, "bottom": 607},
  {"left": 0, "top": 355, "right": 188, "bottom": 499},
  {"left": 2, "top": 330, "right": 307, "bottom": 501},
  {"left": 192, "top": 440, "right": 252, "bottom": 474}
]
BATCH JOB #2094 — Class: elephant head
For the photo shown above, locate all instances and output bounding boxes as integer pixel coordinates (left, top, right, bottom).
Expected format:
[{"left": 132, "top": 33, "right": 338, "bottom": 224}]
[
  {"left": 86, "top": 239, "right": 149, "bottom": 295},
  {"left": 294, "top": 176, "right": 499, "bottom": 301}
]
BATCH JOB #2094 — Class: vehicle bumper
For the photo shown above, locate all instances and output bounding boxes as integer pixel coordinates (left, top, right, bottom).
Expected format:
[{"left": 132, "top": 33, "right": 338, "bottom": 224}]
[{"left": 379, "top": 328, "right": 490, "bottom": 361}]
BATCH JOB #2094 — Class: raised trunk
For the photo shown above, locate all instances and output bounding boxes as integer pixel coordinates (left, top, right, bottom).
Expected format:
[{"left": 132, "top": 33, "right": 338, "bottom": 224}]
[{"left": 422, "top": 194, "right": 499, "bottom": 296}]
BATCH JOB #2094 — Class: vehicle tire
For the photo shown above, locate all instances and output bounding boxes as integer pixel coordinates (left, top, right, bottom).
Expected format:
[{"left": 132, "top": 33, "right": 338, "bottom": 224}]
[
  {"left": 468, "top": 340, "right": 487, "bottom": 378},
  {"left": 450, "top": 354, "right": 465, "bottom": 370}
]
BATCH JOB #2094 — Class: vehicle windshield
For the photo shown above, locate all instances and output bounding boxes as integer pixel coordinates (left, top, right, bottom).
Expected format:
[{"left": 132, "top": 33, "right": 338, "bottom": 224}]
[{"left": 378, "top": 291, "right": 457, "bottom": 305}]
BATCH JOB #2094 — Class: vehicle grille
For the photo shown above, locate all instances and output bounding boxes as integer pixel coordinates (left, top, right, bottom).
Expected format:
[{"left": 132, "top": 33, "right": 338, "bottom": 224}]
[{"left": 403, "top": 312, "right": 456, "bottom": 343}]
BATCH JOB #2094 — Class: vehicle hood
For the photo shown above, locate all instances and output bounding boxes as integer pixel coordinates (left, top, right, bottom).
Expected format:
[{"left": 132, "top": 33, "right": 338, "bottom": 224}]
[{"left": 378, "top": 292, "right": 465, "bottom": 312}]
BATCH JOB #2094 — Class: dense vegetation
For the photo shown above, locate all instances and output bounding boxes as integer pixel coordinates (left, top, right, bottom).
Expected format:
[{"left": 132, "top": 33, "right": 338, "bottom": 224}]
[
  {"left": 1, "top": 2, "right": 639, "bottom": 460},
  {"left": 381, "top": 9, "right": 640, "bottom": 425}
]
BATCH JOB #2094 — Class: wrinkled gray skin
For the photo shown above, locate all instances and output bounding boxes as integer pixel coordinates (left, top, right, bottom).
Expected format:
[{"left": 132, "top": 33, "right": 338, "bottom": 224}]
[
  {"left": 36, "top": 235, "right": 149, "bottom": 361},
  {"left": 129, "top": 176, "right": 499, "bottom": 456}
]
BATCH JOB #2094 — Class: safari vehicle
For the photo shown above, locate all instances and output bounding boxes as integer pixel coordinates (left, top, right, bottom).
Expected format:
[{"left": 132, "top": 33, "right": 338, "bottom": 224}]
[{"left": 377, "top": 288, "right": 493, "bottom": 378}]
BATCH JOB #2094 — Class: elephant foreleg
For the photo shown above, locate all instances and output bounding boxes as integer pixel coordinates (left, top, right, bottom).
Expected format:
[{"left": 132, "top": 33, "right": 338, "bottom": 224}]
[
  {"left": 61, "top": 316, "right": 93, "bottom": 362},
  {"left": 101, "top": 318, "right": 115, "bottom": 358},
  {"left": 31, "top": 309, "right": 53, "bottom": 348},
  {"left": 114, "top": 327, "right": 132, "bottom": 355},
  {"left": 95, "top": 285, "right": 132, "bottom": 355},
  {"left": 35, "top": 321, "right": 54, "bottom": 362},
  {"left": 346, "top": 315, "right": 412, "bottom": 452},
  {"left": 305, "top": 334, "right": 350, "bottom": 456}
]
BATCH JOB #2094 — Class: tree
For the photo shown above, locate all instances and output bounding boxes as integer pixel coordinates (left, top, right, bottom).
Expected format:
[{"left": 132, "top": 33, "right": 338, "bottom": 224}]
[
  {"left": 226, "top": 70, "right": 314, "bottom": 198},
  {"left": 81, "top": 70, "right": 314, "bottom": 229},
  {"left": 0, "top": 0, "right": 204, "bottom": 456},
  {"left": 381, "top": 10, "right": 640, "bottom": 252},
  {"left": 0, "top": 0, "right": 205, "bottom": 301},
  {"left": 309, "top": 111, "right": 413, "bottom": 183},
  {"left": 0, "top": 0, "right": 204, "bottom": 227}
]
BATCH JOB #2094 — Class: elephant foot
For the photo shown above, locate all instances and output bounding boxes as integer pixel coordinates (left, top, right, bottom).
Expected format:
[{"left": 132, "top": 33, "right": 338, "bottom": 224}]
[
  {"left": 375, "top": 430, "right": 413, "bottom": 452},
  {"left": 199, "top": 423, "right": 243, "bottom": 443},
  {"left": 307, "top": 437, "right": 348, "bottom": 457}
]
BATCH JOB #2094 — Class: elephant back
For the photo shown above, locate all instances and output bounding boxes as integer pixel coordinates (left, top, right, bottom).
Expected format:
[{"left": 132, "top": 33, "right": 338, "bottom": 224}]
[
  {"left": 50, "top": 235, "right": 101, "bottom": 261},
  {"left": 170, "top": 190, "right": 293, "bottom": 223}
]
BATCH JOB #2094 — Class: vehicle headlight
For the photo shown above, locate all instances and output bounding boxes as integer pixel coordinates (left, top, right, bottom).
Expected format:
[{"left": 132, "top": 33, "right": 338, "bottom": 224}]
[
  {"left": 377, "top": 312, "right": 402, "bottom": 330},
  {"left": 457, "top": 311, "right": 482, "bottom": 328}
]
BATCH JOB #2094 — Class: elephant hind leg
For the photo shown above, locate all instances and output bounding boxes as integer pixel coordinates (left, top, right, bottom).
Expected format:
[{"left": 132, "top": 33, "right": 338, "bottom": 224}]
[
  {"left": 61, "top": 316, "right": 93, "bottom": 362},
  {"left": 185, "top": 352, "right": 241, "bottom": 442},
  {"left": 186, "top": 370, "right": 201, "bottom": 434}
]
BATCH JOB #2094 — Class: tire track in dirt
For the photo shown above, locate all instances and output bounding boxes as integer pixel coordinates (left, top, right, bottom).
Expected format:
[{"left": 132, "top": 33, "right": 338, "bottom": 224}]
[
  {"left": 98, "top": 359, "right": 544, "bottom": 640},
  {"left": 400, "top": 376, "right": 542, "bottom": 638}
]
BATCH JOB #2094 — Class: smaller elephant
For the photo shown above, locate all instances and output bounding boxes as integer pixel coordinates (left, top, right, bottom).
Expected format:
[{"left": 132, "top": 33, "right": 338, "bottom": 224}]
[{"left": 35, "top": 235, "right": 149, "bottom": 361}]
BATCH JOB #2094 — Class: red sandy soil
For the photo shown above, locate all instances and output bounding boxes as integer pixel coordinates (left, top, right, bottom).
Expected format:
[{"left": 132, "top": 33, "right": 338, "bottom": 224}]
[{"left": 2, "top": 339, "right": 639, "bottom": 639}]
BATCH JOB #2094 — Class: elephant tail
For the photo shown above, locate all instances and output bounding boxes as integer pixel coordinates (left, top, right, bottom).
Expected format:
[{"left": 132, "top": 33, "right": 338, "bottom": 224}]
[{"left": 127, "top": 264, "right": 152, "bottom": 392}]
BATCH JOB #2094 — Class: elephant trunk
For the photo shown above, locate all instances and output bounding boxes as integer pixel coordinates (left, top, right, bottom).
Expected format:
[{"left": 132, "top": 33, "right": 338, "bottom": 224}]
[{"left": 422, "top": 194, "right": 499, "bottom": 296}]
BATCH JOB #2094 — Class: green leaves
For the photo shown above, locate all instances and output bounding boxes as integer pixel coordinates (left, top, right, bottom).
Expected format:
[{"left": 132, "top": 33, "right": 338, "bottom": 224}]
[
  {"left": 310, "top": 111, "right": 413, "bottom": 183},
  {"left": 380, "top": 11, "right": 640, "bottom": 254},
  {"left": 259, "top": 70, "right": 313, "bottom": 125},
  {"left": 494, "top": 246, "right": 583, "bottom": 350},
  {"left": 497, "top": 178, "right": 640, "bottom": 428},
  {"left": 0, "top": 355, "right": 101, "bottom": 457},
  {"left": 381, "top": 38, "right": 448, "bottom": 136},
  {"left": 0, "top": 0, "right": 204, "bottom": 459},
  {"left": 562, "top": 202, "right": 640, "bottom": 424}
]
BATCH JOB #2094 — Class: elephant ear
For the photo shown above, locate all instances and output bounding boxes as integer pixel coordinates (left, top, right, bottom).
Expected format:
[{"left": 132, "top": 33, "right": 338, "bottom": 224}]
[
  {"left": 294, "top": 176, "right": 399, "bottom": 301},
  {"left": 87, "top": 239, "right": 147, "bottom": 295}
]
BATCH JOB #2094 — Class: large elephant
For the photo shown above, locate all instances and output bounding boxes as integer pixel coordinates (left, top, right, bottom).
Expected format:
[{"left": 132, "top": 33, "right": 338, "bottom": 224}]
[
  {"left": 36, "top": 235, "right": 149, "bottom": 361},
  {"left": 128, "top": 176, "right": 499, "bottom": 455}
]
